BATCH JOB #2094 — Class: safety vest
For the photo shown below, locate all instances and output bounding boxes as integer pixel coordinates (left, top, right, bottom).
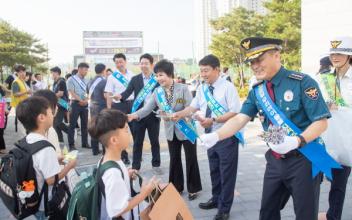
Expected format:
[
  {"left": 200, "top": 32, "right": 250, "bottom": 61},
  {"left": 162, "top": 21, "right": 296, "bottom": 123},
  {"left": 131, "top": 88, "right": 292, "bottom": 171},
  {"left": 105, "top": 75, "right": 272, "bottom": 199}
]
[{"left": 10, "top": 78, "right": 29, "bottom": 107}]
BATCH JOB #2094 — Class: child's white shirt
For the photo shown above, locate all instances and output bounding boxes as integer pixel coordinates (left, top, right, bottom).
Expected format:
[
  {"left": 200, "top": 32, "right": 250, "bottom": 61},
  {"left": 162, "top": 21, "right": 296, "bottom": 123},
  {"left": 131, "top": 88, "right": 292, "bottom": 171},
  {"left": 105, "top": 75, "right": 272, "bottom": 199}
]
[
  {"left": 100, "top": 160, "right": 131, "bottom": 220},
  {"left": 26, "top": 132, "right": 61, "bottom": 211}
]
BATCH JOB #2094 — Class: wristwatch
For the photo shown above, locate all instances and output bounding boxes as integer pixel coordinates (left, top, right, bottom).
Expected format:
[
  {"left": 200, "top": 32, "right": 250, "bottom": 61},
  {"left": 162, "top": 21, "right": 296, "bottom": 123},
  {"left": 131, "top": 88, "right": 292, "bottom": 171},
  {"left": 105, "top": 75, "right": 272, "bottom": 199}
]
[{"left": 297, "top": 135, "right": 307, "bottom": 148}]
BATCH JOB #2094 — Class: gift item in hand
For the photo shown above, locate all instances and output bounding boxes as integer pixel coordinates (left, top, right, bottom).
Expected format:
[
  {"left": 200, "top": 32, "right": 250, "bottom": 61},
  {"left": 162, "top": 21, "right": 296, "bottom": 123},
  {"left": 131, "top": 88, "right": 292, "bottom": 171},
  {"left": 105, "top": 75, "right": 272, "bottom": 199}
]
[
  {"left": 259, "top": 125, "right": 287, "bottom": 145},
  {"left": 153, "top": 110, "right": 173, "bottom": 119}
]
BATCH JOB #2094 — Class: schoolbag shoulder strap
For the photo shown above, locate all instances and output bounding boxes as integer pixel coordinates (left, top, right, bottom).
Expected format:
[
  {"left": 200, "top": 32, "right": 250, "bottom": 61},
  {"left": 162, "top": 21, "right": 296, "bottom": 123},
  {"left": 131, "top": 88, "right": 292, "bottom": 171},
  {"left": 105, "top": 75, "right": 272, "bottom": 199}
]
[
  {"left": 97, "top": 160, "right": 124, "bottom": 198},
  {"left": 15, "top": 137, "right": 55, "bottom": 155},
  {"left": 99, "top": 160, "right": 124, "bottom": 180}
]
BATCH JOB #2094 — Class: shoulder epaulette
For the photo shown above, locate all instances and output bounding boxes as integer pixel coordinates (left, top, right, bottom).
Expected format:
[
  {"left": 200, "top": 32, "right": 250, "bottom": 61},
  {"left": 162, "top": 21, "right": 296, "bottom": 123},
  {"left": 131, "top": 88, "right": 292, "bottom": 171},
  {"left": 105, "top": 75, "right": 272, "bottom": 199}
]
[
  {"left": 288, "top": 72, "right": 305, "bottom": 81},
  {"left": 252, "top": 80, "right": 264, "bottom": 88}
]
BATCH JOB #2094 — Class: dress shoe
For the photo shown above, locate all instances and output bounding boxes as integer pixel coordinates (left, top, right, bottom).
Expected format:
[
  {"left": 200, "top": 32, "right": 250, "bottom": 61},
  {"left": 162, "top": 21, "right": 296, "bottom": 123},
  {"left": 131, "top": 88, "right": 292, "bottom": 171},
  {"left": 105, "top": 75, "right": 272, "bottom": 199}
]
[
  {"left": 213, "top": 213, "right": 229, "bottom": 220},
  {"left": 69, "top": 146, "right": 77, "bottom": 151},
  {"left": 199, "top": 199, "right": 217, "bottom": 210},
  {"left": 188, "top": 192, "right": 198, "bottom": 201},
  {"left": 92, "top": 150, "right": 102, "bottom": 156}
]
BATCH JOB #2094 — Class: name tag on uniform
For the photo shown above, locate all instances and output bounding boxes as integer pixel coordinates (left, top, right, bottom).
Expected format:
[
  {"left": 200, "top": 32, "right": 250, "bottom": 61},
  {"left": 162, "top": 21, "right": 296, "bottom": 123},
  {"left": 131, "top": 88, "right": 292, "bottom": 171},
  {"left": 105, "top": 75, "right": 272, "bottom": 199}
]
[{"left": 176, "top": 98, "right": 185, "bottom": 104}]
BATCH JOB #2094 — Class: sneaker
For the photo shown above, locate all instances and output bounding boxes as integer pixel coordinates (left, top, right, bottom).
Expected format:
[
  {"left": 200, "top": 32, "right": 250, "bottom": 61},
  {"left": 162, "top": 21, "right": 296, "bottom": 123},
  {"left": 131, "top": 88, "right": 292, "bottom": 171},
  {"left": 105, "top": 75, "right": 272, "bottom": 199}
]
[{"left": 152, "top": 166, "right": 163, "bottom": 175}]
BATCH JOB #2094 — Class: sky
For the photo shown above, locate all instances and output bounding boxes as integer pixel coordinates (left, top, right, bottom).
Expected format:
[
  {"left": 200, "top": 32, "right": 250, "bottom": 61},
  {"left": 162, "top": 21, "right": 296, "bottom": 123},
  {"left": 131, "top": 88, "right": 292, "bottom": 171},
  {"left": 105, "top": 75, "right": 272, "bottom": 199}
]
[{"left": 0, "top": 0, "right": 194, "bottom": 64}]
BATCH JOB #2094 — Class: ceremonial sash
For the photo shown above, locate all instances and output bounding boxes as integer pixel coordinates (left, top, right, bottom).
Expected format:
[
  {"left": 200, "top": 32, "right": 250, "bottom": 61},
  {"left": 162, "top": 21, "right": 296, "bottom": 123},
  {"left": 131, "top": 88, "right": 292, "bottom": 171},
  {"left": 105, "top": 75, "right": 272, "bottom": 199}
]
[
  {"left": 320, "top": 74, "right": 347, "bottom": 106},
  {"left": 131, "top": 75, "right": 158, "bottom": 113},
  {"left": 155, "top": 87, "right": 197, "bottom": 144},
  {"left": 202, "top": 84, "right": 245, "bottom": 145},
  {"left": 254, "top": 83, "right": 341, "bottom": 179},
  {"left": 89, "top": 76, "right": 103, "bottom": 98},
  {"left": 112, "top": 71, "right": 129, "bottom": 88},
  {"left": 58, "top": 98, "right": 70, "bottom": 110},
  {"left": 72, "top": 75, "right": 87, "bottom": 99}
]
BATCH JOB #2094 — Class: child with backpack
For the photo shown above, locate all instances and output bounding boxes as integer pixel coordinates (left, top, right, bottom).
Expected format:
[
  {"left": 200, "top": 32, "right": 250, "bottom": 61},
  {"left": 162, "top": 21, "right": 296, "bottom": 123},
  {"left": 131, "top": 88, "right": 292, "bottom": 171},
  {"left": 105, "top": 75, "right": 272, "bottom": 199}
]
[
  {"left": 88, "top": 109, "right": 159, "bottom": 220},
  {"left": 16, "top": 96, "right": 77, "bottom": 219}
]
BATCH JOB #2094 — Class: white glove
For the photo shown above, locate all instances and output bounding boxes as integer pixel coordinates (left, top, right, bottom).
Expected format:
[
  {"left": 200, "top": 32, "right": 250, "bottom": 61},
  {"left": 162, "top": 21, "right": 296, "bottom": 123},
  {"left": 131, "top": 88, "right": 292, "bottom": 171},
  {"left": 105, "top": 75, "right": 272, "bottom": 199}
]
[
  {"left": 192, "top": 111, "right": 206, "bottom": 122},
  {"left": 199, "top": 132, "right": 219, "bottom": 150},
  {"left": 268, "top": 136, "right": 299, "bottom": 154}
]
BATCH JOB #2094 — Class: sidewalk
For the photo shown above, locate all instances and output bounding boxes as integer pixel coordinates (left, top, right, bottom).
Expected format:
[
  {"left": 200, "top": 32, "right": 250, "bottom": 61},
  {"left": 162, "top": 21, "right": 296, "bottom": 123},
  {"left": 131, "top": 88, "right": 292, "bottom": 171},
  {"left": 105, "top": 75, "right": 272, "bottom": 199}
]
[{"left": 0, "top": 115, "right": 351, "bottom": 220}]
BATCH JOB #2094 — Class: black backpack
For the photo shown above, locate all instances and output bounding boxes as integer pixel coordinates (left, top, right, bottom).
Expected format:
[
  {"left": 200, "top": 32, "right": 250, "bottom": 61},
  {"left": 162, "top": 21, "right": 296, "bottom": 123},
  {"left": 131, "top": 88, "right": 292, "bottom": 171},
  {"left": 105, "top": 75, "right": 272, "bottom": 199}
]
[{"left": 0, "top": 137, "right": 55, "bottom": 219}]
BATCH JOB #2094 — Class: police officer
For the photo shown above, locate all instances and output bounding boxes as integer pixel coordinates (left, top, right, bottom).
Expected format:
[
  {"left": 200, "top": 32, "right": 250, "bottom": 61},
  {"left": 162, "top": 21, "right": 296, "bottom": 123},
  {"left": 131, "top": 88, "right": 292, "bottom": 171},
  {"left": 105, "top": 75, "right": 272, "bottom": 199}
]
[
  {"left": 172, "top": 54, "right": 242, "bottom": 220},
  {"left": 318, "top": 36, "right": 352, "bottom": 220},
  {"left": 200, "top": 37, "right": 333, "bottom": 220}
]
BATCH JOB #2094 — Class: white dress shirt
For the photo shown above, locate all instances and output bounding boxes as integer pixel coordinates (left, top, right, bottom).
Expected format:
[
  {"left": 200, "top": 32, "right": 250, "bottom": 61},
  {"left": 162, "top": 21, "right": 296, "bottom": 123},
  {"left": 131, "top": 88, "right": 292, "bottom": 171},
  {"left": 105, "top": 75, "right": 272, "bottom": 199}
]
[
  {"left": 105, "top": 70, "right": 134, "bottom": 103},
  {"left": 190, "top": 76, "right": 241, "bottom": 132},
  {"left": 338, "top": 66, "right": 352, "bottom": 106}
]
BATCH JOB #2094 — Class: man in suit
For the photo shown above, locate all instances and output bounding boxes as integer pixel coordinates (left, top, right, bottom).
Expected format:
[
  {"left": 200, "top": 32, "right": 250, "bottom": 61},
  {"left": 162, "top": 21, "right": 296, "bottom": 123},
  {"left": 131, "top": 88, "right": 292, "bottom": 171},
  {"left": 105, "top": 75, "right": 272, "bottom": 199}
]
[{"left": 117, "top": 53, "right": 162, "bottom": 174}]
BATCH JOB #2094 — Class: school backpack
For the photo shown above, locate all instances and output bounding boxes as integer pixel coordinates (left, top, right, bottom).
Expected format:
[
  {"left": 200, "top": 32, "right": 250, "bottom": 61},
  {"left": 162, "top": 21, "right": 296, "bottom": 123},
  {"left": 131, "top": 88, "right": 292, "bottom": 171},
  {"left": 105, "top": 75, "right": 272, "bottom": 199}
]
[
  {"left": 67, "top": 160, "right": 124, "bottom": 220},
  {"left": 0, "top": 137, "right": 55, "bottom": 219}
]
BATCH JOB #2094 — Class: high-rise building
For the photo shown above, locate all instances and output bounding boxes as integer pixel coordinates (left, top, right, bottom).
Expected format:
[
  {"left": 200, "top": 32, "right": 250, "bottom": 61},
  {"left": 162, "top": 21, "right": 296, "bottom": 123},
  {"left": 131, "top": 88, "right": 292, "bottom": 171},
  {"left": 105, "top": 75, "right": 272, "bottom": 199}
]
[
  {"left": 302, "top": 0, "right": 352, "bottom": 73},
  {"left": 194, "top": 0, "right": 266, "bottom": 61}
]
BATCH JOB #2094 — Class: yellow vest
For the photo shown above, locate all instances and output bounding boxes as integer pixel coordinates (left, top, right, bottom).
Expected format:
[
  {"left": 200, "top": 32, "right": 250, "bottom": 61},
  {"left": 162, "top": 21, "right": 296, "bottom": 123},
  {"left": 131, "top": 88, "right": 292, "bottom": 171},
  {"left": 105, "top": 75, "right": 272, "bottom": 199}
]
[{"left": 11, "top": 78, "right": 29, "bottom": 107}]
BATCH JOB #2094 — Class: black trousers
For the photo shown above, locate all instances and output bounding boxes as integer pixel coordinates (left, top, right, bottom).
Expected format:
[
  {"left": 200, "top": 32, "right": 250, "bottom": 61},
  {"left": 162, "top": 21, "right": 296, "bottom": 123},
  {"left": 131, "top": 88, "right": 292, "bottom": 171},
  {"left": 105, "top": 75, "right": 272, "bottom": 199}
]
[
  {"left": 167, "top": 134, "right": 202, "bottom": 193},
  {"left": 68, "top": 101, "right": 88, "bottom": 148},
  {"left": 208, "top": 137, "right": 239, "bottom": 214},
  {"left": 90, "top": 104, "right": 106, "bottom": 154},
  {"left": 54, "top": 107, "right": 68, "bottom": 142},
  {"left": 0, "top": 114, "right": 8, "bottom": 150},
  {"left": 327, "top": 165, "right": 351, "bottom": 220},
  {"left": 132, "top": 114, "right": 160, "bottom": 170},
  {"left": 260, "top": 150, "right": 322, "bottom": 220},
  {"left": 112, "top": 101, "right": 134, "bottom": 161}
]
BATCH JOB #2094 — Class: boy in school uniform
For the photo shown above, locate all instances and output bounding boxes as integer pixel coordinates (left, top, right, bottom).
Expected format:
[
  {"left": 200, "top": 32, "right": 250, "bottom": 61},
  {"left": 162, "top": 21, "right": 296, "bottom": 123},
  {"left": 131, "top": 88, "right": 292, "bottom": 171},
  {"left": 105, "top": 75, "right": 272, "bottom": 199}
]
[
  {"left": 89, "top": 109, "right": 159, "bottom": 220},
  {"left": 16, "top": 96, "right": 77, "bottom": 219}
]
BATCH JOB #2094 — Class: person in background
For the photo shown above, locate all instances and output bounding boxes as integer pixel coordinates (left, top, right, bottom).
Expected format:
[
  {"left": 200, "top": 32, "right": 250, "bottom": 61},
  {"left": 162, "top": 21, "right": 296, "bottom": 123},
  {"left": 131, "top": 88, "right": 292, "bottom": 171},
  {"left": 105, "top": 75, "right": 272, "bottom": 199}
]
[
  {"left": 106, "top": 68, "right": 113, "bottom": 77},
  {"left": 88, "top": 63, "right": 108, "bottom": 155},
  {"left": 51, "top": 67, "right": 69, "bottom": 145},
  {"left": 221, "top": 67, "right": 232, "bottom": 82},
  {"left": 25, "top": 71, "right": 33, "bottom": 89},
  {"left": 318, "top": 56, "right": 333, "bottom": 75},
  {"left": 11, "top": 65, "right": 31, "bottom": 136},
  {"left": 0, "top": 86, "right": 9, "bottom": 154},
  {"left": 67, "top": 63, "right": 90, "bottom": 151},
  {"left": 33, "top": 73, "right": 48, "bottom": 91},
  {"left": 119, "top": 53, "right": 162, "bottom": 173}
]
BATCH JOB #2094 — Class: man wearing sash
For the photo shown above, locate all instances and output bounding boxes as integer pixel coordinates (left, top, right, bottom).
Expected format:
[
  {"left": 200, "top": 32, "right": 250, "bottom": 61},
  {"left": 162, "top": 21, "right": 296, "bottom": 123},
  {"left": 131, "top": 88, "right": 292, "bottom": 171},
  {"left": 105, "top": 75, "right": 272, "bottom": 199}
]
[
  {"left": 105, "top": 53, "right": 134, "bottom": 164},
  {"left": 318, "top": 36, "right": 352, "bottom": 220},
  {"left": 67, "top": 62, "right": 90, "bottom": 151},
  {"left": 129, "top": 59, "right": 202, "bottom": 200},
  {"left": 199, "top": 37, "right": 337, "bottom": 220},
  {"left": 119, "top": 53, "right": 161, "bottom": 174},
  {"left": 51, "top": 66, "right": 69, "bottom": 144},
  {"left": 172, "top": 55, "right": 242, "bottom": 220},
  {"left": 88, "top": 63, "right": 108, "bottom": 155}
]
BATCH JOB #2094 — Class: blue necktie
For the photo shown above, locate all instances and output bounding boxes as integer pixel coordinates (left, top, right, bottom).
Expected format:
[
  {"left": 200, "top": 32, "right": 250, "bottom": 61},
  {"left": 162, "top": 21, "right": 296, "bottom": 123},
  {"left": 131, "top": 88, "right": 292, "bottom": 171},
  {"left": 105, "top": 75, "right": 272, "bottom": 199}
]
[{"left": 205, "top": 85, "right": 214, "bottom": 133}]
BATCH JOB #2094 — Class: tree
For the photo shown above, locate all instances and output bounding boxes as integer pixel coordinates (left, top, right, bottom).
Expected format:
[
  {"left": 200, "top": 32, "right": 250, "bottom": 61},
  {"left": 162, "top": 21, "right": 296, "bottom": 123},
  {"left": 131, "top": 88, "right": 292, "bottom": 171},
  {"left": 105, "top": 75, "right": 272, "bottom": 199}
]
[
  {"left": 264, "top": 0, "right": 301, "bottom": 70},
  {"left": 209, "top": 7, "right": 266, "bottom": 88},
  {"left": 0, "top": 20, "right": 48, "bottom": 81}
]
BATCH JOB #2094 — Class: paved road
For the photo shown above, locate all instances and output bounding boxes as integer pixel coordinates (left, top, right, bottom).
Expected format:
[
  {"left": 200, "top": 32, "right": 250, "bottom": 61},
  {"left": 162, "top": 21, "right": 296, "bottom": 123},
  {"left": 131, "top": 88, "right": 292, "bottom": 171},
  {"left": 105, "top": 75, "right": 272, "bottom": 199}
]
[{"left": 0, "top": 114, "right": 351, "bottom": 220}]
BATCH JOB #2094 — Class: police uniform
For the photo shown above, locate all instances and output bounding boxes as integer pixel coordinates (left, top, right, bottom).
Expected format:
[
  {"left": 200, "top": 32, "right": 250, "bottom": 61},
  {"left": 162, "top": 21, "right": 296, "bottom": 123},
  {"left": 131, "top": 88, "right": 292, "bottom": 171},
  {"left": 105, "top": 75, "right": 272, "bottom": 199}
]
[
  {"left": 324, "top": 36, "right": 352, "bottom": 220},
  {"left": 239, "top": 37, "right": 331, "bottom": 220},
  {"left": 191, "top": 75, "right": 242, "bottom": 217}
]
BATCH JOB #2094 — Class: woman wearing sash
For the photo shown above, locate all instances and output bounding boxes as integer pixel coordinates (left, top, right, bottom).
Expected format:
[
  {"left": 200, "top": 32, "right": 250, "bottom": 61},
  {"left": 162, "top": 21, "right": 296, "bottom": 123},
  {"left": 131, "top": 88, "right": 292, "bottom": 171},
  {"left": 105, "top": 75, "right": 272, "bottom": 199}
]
[
  {"left": 318, "top": 36, "right": 352, "bottom": 220},
  {"left": 128, "top": 59, "right": 202, "bottom": 200}
]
